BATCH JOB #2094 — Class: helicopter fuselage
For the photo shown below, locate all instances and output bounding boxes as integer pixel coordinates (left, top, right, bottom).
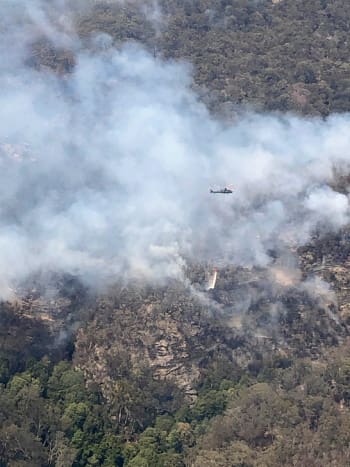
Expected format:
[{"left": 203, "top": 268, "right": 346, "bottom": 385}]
[{"left": 210, "top": 188, "right": 233, "bottom": 194}]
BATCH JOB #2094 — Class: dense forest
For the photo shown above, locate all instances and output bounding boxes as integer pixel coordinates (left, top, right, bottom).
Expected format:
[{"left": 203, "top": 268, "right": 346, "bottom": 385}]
[
  {"left": 2, "top": 0, "right": 350, "bottom": 466},
  {"left": 74, "top": 0, "right": 350, "bottom": 116}
]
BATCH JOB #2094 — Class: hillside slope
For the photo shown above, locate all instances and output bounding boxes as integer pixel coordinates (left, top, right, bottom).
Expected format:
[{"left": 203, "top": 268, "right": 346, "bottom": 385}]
[
  {"left": 74, "top": 0, "right": 350, "bottom": 116},
  {"left": 1, "top": 1, "right": 350, "bottom": 466}
]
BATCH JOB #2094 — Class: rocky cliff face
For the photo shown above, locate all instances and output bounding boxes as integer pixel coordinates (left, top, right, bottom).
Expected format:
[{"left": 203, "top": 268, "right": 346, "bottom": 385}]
[
  {"left": 299, "top": 228, "right": 350, "bottom": 325},
  {"left": 71, "top": 226, "right": 350, "bottom": 402},
  {"left": 67, "top": 230, "right": 350, "bottom": 398},
  {"left": 73, "top": 283, "right": 249, "bottom": 402},
  {"left": 2, "top": 225, "right": 349, "bottom": 404}
]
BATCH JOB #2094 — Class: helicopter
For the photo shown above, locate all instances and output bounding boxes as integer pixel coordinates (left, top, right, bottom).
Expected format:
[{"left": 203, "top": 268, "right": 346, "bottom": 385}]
[{"left": 209, "top": 185, "right": 234, "bottom": 194}]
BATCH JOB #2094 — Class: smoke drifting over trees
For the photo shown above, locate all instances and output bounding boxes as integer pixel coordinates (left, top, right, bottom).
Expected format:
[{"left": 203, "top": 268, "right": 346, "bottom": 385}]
[
  {"left": 2, "top": 1, "right": 350, "bottom": 466},
  {"left": 0, "top": 0, "right": 349, "bottom": 296}
]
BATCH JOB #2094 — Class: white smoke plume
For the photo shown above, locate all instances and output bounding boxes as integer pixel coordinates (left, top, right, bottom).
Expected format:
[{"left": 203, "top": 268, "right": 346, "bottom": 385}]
[{"left": 0, "top": 0, "right": 349, "bottom": 296}]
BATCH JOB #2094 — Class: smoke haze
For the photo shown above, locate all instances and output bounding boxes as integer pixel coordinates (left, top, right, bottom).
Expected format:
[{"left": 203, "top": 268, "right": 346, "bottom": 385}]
[{"left": 0, "top": 0, "right": 349, "bottom": 296}]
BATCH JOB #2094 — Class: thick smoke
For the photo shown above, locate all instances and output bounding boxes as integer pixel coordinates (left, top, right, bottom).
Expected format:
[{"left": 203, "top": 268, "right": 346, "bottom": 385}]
[{"left": 0, "top": 0, "right": 349, "bottom": 296}]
